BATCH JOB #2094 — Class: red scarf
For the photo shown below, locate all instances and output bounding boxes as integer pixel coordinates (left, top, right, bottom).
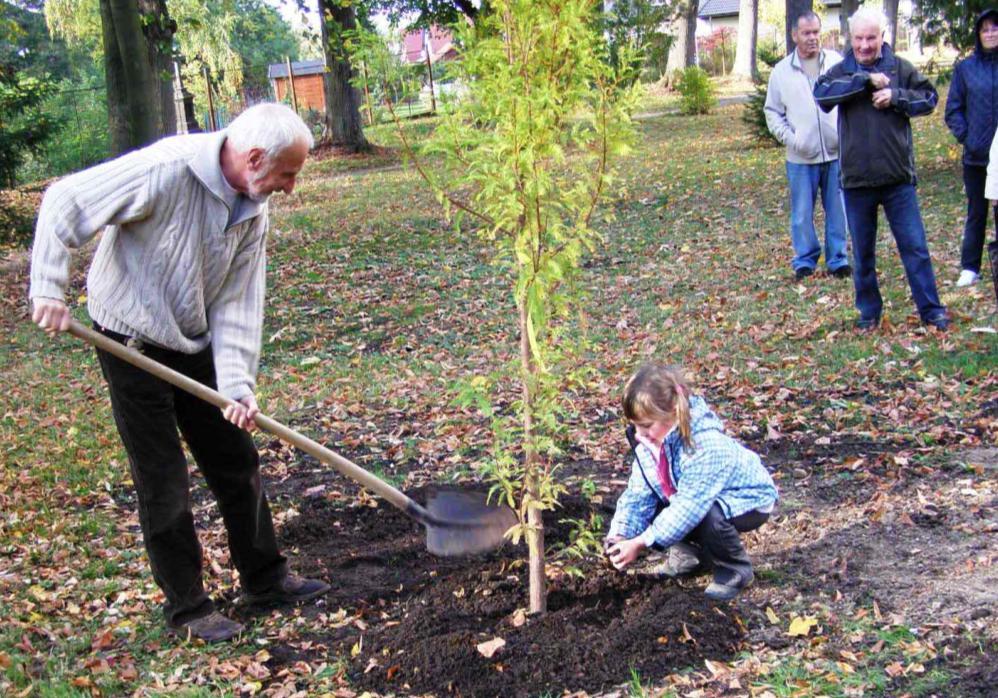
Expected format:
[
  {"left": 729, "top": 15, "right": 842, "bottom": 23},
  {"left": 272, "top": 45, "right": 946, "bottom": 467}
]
[{"left": 656, "top": 443, "right": 676, "bottom": 499}]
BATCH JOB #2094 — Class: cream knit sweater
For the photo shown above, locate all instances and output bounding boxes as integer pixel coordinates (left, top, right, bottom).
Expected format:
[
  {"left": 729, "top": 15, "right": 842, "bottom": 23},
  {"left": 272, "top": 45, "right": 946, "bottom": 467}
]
[{"left": 29, "top": 131, "right": 269, "bottom": 401}]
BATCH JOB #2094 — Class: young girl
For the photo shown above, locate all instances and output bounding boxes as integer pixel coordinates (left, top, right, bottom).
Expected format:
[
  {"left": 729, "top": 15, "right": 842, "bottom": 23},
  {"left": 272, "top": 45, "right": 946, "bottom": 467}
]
[{"left": 605, "top": 363, "right": 778, "bottom": 601}]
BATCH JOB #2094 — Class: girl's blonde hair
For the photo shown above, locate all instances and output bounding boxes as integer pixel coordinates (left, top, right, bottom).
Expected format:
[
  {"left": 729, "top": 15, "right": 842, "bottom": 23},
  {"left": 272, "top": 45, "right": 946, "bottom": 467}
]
[{"left": 622, "top": 363, "right": 694, "bottom": 450}]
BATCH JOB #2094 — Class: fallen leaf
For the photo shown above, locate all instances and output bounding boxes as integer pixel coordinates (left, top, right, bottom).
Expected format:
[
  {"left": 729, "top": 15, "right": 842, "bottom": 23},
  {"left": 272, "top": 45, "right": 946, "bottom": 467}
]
[
  {"left": 788, "top": 616, "right": 818, "bottom": 637},
  {"left": 476, "top": 637, "right": 506, "bottom": 658},
  {"left": 510, "top": 608, "right": 527, "bottom": 627},
  {"left": 765, "top": 607, "right": 779, "bottom": 625}
]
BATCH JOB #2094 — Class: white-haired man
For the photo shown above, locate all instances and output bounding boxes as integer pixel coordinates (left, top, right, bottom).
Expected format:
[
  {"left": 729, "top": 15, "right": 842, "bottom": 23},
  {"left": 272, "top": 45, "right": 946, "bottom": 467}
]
[
  {"left": 29, "top": 104, "right": 329, "bottom": 642},
  {"left": 814, "top": 8, "right": 948, "bottom": 331},
  {"left": 766, "top": 10, "right": 850, "bottom": 281}
]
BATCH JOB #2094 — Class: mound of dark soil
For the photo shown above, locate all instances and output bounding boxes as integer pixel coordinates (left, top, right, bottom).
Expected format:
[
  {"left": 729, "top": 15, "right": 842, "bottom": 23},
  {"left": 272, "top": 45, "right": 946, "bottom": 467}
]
[{"left": 265, "top": 491, "right": 745, "bottom": 697}]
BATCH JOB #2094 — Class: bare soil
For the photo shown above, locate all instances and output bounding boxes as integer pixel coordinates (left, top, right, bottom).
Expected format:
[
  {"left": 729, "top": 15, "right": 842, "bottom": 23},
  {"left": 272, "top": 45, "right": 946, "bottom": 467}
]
[{"left": 221, "top": 436, "right": 996, "bottom": 697}]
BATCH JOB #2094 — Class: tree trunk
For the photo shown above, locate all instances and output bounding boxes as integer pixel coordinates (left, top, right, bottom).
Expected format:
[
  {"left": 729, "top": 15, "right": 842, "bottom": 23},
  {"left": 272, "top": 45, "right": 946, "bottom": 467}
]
[
  {"left": 667, "top": 0, "right": 698, "bottom": 78},
  {"left": 318, "top": 0, "right": 370, "bottom": 152},
  {"left": 100, "top": 0, "right": 158, "bottom": 155},
  {"left": 883, "top": 0, "right": 899, "bottom": 47},
  {"left": 138, "top": 0, "right": 176, "bottom": 136},
  {"left": 839, "top": 0, "right": 860, "bottom": 49},
  {"left": 518, "top": 300, "right": 546, "bottom": 615},
  {"left": 733, "top": 0, "right": 758, "bottom": 79},
  {"left": 785, "top": 0, "right": 813, "bottom": 54}
]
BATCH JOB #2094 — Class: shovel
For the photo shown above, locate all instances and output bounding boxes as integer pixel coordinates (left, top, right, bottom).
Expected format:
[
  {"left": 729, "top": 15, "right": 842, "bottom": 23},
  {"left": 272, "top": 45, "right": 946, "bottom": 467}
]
[{"left": 66, "top": 319, "right": 516, "bottom": 556}]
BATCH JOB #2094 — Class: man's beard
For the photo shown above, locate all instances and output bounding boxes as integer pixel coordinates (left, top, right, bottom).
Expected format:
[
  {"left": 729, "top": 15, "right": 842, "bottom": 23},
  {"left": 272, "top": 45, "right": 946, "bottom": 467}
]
[{"left": 246, "top": 169, "right": 272, "bottom": 203}]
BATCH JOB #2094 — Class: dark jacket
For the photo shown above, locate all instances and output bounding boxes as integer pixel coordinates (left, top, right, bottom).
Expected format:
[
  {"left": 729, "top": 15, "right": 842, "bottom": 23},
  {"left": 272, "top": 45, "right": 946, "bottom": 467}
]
[
  {"left": 814, "top": 43, "right": 938, "bottom": 189},
  {"left": 944, "top": 10, "right": 998, "bottom": 166}
]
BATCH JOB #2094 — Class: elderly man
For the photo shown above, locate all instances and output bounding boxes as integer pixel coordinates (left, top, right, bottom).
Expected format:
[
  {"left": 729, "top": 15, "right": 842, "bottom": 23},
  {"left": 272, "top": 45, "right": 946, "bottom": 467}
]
[
  {"left": 29, "top": 103, "right": 329, "bottom": 642},
  {"left": 814, "top": 8, "right": 948, "bottom": 331},
  {"left": 765, "top": 11, "right": 850, "bottom": 281}
]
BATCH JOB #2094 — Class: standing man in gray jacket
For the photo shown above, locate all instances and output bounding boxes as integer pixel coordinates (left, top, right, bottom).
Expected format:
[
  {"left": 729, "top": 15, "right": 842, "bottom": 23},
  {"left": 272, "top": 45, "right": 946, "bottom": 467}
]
[
  {"left": 765, "top": 11, "right": 851, "bottom": 281},
  {"left": 29, "top": 103, "right": 330, "bottom": 643}
]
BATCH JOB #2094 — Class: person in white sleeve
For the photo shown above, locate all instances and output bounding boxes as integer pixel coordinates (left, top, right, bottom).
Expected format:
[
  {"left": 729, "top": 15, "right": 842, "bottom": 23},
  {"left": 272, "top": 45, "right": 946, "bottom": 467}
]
[{"left": 29, "top": 103, "right": 329, "bottom": 643}]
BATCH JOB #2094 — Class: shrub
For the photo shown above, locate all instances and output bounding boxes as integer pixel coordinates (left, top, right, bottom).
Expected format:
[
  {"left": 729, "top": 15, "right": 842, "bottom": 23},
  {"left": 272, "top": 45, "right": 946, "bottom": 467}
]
[
  {"left": 674, "top": 66, "right": 717, "bottom": 115},
  {"left": 758, "top": 39, "right": 784, "bottom": 68},
  {"left": 741, "top": 75, "right": 781, "bottom": 146}
]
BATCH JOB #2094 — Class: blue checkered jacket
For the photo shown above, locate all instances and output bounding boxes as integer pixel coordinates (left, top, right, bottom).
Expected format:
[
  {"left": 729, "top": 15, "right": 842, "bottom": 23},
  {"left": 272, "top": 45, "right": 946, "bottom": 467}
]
[{"left": 608, "top": 396, "right": 779, "bottom": 549}]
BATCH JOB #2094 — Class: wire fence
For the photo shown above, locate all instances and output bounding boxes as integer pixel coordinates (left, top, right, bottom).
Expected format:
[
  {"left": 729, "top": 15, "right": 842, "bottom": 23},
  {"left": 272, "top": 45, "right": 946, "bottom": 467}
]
[{"left": 17, "top": 49, "right": 447, "bottom": 186}]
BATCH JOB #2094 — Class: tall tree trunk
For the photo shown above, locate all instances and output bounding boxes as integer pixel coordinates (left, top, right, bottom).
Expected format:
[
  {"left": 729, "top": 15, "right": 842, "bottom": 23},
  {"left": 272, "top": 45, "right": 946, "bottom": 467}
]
[
  {"left": 100, "top": 0, "right": 158, "bottom": 155},
  {"left": 839, "top": 0, "right": 860, "bottom": 49},
  {"left": 733, "top": 0, "right": 759, "bottom": 79},
  {"left": 785, "top": 0, "right": 813, "bottom": 54},
  {"left": 318, "top": 0, "right": 369, "bottom": 152},
  {"left": 138, "top": 0, "right": 176, "bottom": 136},
  {"left": 518, "top": 300, "right": 546, "bottom": 615},
  {"left": 883, "top": 0, "right": 899, "bottom": 47},
  {"left": 667, "top": 0, "right": 698, "bottom": 78}
]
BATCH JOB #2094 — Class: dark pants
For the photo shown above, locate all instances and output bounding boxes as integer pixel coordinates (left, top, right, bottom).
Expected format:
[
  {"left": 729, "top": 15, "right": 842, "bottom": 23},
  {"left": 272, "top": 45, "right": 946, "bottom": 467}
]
[
  {"left": 688, "top": 503, "right": 769, "bottom": 587},
  {"left": 654, "top": 503, "right": 769, "bottom": 587},
  {"left": 961, "top": 164, "right": 998, "bottom": 274},
  {"left": 94, "top": 324, "right": 287, "bottom": 625},
  {"left": 842, "top": 183, "right": 947, "bottom": 323}
]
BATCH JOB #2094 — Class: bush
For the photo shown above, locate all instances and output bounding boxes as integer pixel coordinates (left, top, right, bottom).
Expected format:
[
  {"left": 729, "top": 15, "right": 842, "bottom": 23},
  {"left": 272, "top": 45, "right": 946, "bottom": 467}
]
[
  {"left": 758, "top": 39, "right": 784, "bottom": 68},
  {"left": 741, "top": 75, "right": 781, "bottom": 146},
  {"left": 674, "top": 66, "right": 717, "bottom": 115}
]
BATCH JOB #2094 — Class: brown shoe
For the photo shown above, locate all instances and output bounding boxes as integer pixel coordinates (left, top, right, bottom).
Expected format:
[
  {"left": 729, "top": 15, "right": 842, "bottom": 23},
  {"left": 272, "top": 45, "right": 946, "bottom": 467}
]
[
  {"left": 168, "top": 611, "right": 244, "bottom": 643},
  {"left": 242, "top": 574, "right": 330, "bottom": 606}
]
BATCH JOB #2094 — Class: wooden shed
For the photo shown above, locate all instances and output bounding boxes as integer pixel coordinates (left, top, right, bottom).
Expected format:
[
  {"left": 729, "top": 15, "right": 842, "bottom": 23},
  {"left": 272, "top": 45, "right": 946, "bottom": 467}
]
[{"left": 268, "top": 58, "right": 327, "bottom": 112}]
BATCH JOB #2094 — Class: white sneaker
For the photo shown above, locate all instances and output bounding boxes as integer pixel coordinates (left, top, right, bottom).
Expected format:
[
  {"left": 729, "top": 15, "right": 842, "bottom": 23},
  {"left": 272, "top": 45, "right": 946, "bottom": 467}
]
[{"left": 956, "top": 270, "right": 979, "bottom": 287}]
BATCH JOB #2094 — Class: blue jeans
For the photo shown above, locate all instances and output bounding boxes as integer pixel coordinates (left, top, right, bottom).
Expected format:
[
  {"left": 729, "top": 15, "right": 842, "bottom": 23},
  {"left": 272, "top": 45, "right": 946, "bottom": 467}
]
[
  {"left": 841, "top": 183, "right": 947, "bottom": 323},
  {"left": 786, "top": 160, "right": 849, "bottom": 272}
]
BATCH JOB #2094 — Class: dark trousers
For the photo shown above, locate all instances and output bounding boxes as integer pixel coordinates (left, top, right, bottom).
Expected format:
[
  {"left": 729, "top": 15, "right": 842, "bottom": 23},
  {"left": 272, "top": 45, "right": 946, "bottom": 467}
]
[
  {"left": 94, "top": 325, "right": 287, "bottom": 625},
  {"left": 653, "top": 503, "right": 769, "bottom": 587},
  {"left": 688, "top": 504, "right": 769, "bottom": 586},
  {"left": 961, "top": 164, "right": 998, "bottom": 274},
  {"left": 842, "top": 183, "right": 946, "bottom": 323}
]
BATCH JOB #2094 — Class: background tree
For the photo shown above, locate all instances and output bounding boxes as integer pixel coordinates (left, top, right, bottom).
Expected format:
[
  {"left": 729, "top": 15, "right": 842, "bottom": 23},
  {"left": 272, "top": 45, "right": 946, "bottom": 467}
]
[
  {"left": 734, "top": 0, "right": 759, "bottom": 78},
  {"left": 393, "top": 0, "right": 637, "bottom": 613},
  {"left": 363, "top": 0, "right": 489, "bottom": 27},
  {"left": 838, "top": 0, "right": 859, "bottom": 47},
  {"left": 98, "top": 0, "right": 161, "bottom": 153},
  {"left": 231, "top": 0, "right": 301, "bottom": 101},
  {"left": 601, "top": 0, "right": 674, "bottom": 83},
  {"left": 667, "top": 0, "right": 698, "bottom": 76},
  {"left": 318, "top": 0, "right": 369, "bottom": 151},
  {"left": 785, "top": 0, "right": 811, "bottom": 52},
  {"left": 910, "top": 0, "right": 990, "bottom": 54},
  {"left": 1, "top": 4, "right": 58, "bottom": 187}
]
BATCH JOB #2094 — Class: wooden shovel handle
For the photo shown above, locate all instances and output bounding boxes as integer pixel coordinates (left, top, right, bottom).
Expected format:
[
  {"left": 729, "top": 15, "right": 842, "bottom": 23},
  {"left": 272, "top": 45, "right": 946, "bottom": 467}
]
[{"left": 67, "top": 319, "right": 430, "bottom": 522}]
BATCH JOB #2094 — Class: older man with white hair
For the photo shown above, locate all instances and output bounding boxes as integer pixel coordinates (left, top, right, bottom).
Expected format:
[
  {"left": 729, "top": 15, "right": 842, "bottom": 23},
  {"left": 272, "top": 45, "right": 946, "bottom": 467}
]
[
  {"left": 29, "top": 103, "right": 329, "bottom": 642},
  {"left": 814, "top": 7, "right": 948, "bottom": 331}
]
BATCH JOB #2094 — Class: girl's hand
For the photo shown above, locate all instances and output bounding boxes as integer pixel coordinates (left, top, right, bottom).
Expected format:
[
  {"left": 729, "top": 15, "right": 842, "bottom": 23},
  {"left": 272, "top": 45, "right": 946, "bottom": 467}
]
[
  {"left": 607, "top": 537, "right": 647, "bottom": 571},
  {"left": 602, "top": 535, "right": 624, "bottom": 554}
]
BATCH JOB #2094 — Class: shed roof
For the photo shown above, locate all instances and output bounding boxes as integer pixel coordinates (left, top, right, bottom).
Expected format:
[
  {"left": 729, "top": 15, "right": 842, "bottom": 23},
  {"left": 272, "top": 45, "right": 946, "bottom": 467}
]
[{"left": 267, "top": 58, "right": 326, "bottom": 80}]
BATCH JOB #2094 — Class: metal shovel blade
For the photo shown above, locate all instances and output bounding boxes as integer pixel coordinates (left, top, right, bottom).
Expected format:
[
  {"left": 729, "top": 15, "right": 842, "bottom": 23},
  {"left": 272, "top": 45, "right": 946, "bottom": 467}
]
[{"left": 423, "top": 490, "right": 518, "bottom": 556}]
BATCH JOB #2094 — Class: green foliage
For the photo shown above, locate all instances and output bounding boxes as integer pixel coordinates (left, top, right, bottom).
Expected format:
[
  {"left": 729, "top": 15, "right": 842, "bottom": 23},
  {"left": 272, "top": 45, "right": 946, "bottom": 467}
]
[
  {"left": 912, "top": 0, "right": 995, "bottom": 54},
  {"left": 741, "top": 75, "right": 780, "bottom": 147},
  {"left": 17, "top": 64, "right": 109, "bottom": 183},
  {"left": 0, "top": 69, "right": 59, "bottom": 187},
  {"left": 758, "top": 38, "right": 783, "bottom": 68},
  {"left": 601, "top": 0, "right": 674, "bottom": 83},
  {"left": 345, "top": 26, "right": 424, "bottom": 121},
  {"left": 674, "top": 65, "right": 716, "bottom": 115},
  {"left": 402, "top": 0, "right": 637, "bottom": 602},
  {"left": 230, "top": 0, "right": 301, "bottom": 101}
]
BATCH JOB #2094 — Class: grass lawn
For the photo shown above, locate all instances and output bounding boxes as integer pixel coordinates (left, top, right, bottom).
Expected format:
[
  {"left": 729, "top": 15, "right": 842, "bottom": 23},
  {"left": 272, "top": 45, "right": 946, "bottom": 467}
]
[{"left": 0, "top": 88, "right": 995, "bottom": 696}]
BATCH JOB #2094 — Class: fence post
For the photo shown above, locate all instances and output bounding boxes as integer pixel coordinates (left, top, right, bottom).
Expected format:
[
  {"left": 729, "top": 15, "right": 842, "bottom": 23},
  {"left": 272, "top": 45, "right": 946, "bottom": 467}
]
[
  {"left": 284, "top": 56, "right": 300, "bottom": 115},
  {"left": 203, "top": 65, "right": 217, "bottom": 131},
  {"left": 360, "top": 61, "right": 375, "bottom": 125},
  {"left": 425, "top": 50, "right": 436, "bottom": 114}
]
